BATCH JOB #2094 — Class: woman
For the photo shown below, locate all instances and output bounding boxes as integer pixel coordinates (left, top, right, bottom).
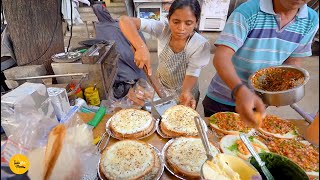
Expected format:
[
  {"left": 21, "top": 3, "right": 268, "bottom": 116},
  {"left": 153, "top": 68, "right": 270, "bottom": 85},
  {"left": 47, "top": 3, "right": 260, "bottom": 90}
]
[{"left": 119, "top": 0, "right": 211, "bottom": 109}]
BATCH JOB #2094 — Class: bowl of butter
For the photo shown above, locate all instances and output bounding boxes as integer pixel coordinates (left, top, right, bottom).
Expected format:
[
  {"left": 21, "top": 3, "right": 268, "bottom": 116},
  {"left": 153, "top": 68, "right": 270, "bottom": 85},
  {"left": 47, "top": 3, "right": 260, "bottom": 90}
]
[{"left": 201, "top": 154, "right": 262, "bottom": 180}]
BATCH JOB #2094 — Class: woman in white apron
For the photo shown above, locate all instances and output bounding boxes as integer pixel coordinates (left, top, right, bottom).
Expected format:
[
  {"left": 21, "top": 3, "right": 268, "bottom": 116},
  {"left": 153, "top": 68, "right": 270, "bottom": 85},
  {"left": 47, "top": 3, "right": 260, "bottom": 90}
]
[{"left": 119, "top": 0, "right": 211, "bottom": 109}]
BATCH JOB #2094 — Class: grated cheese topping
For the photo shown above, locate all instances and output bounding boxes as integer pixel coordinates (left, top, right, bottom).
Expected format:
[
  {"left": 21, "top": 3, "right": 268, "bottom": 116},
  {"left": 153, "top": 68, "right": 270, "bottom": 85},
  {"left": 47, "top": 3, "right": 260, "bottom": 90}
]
[{"left": 110, "top": 109, "right": 153, "bottom": 134}]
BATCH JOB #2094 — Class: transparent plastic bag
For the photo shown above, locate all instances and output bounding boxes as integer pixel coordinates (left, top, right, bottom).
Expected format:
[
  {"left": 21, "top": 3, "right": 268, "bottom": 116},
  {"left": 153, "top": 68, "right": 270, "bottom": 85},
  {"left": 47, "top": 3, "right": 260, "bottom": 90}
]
[
  {"left": 105, "top": 78, "right": 155, "bottom": 112},
  {"left": 133, "top": 78, "right": 155, "bottom": 103},
  {"left": 13, "top": 98, "right": 58, "bottom": 149},
  {"left": 1, "top": 97, "right": 59, "bottom": 164},
  {"left": 27, "top": 111, "right": 99, "bottom": 180}
]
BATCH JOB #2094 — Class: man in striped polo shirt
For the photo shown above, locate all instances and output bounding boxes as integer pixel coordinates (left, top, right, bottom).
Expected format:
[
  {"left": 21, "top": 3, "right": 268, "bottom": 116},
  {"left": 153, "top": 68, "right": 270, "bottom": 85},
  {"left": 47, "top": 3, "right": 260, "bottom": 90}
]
[{"left": 203, "top": 0, "right": 319, "bottom": 125}]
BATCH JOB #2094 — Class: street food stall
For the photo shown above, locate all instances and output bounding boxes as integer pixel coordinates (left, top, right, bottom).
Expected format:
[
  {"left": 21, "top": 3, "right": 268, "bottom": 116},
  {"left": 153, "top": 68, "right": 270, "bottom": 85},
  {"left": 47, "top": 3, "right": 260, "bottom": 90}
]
[
  {"left": 1, "top": 2, "right": 319, "bottom": 179},
  {"left": 1, "top": 59, "right": 319, "bottom": 179}
]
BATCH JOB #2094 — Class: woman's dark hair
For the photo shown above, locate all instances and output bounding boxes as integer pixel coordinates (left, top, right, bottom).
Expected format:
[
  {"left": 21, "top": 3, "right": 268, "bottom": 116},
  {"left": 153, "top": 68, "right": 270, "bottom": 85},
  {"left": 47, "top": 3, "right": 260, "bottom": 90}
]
[{"left": 167, "top": 0, "right": 201, "bottom": 22}]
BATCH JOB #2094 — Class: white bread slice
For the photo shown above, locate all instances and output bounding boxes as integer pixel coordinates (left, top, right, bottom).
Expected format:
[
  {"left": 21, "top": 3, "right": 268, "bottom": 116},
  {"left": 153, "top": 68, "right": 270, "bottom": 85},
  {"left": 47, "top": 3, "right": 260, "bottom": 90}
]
[
  {"left": 28, "top": 148, "right": 45, "bottom": 180},
  {"left": 28, "top": 146, "right": 80, "bottom": 180},
  {"left": 306, "top": 171, "right": 319, "bottom": 178},
  {"left": 160, "top": 105, "right": 200, "bottom": 137},
  {"left": 109, "top": 109, "right": 154, "bottom": 139},
  {"left": 44, "top": 124, "right": 66, "bottom": 180},
  {"left": 219, "top": 135, "right": 269, "bottom": 160},
  {"left": 28, "top": 125, "right": 80, "bottom": 180},
  {"left": 258, "top": 128, "right": 297, "bottom": 139},
  {"left": 209, "top": 112, "right": 253, "bottom": 135},
  {"left": 210, "top": 123, "right": 241, "bottom": 135},
  {"left": 258, "top": 115, "right": 298, "bottom": 139},
  {"left": 166, "top": 137, "right": 219, "bottom": 178},
  {"left": 100, "top": 140, "right": 156, "bottom": 180}
]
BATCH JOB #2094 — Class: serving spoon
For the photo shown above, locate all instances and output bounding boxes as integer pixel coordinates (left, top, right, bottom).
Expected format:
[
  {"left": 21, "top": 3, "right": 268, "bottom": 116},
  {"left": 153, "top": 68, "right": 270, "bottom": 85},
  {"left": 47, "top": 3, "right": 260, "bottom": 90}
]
[{"left": 239, "top": 133, "right": 275, "bottom": 180}]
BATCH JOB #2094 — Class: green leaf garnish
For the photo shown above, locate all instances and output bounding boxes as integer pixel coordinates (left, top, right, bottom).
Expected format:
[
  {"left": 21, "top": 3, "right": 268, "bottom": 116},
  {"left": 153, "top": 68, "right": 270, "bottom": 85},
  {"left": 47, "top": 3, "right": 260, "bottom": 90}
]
[
  {"left": 209, "top": 116, "right": 216, "bottom": 124},
  {"left": 228, "top": 144, "right": 238, "bottom": 151},
  {"left": 248, "top": 136, "right": 254, "bottom": 142}
]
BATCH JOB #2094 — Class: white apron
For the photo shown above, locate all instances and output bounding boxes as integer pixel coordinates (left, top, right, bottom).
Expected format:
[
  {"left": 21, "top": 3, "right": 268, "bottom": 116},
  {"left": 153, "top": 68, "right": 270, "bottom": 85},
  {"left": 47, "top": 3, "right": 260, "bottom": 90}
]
[{"left": 156, "top": 35, "right": 200, "bottom": 103}]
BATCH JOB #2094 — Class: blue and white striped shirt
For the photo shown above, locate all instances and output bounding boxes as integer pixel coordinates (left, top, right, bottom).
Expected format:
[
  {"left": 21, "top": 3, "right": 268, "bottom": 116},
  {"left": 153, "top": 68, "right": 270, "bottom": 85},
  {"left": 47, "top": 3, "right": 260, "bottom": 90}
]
[{"left": 207, "top": 0, "right": 319, "bottom": 106}]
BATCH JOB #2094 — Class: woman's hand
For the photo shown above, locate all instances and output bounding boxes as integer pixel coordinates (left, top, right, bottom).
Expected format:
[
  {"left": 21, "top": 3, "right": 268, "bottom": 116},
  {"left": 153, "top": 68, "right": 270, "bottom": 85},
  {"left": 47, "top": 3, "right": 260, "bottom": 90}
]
[
  {"left": 179, "top": 91, "right": 196, "bottom": 109},
  {"left": 119, "top": 16, "right": 152, "bottom": 75},
  {"left": 234, "top": 86, "right": 266, "bottom": 127},
  {"left": 134, "top": 47, "right": 152, "bottom": 76}
]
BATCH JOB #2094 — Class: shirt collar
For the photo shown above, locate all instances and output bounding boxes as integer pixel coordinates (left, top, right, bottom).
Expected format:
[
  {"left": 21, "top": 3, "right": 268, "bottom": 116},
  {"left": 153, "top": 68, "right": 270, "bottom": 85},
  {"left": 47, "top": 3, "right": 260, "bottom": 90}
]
[{"left": 260, "top": 0, "right": 308, "bottom": 18}]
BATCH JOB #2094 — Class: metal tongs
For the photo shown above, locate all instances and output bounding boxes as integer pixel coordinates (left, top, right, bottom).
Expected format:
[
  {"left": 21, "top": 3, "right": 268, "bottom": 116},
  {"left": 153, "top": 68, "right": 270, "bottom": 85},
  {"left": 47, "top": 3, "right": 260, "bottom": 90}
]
[
  {"left": 239, "top": 133, "right": 274, "bottom": 180},
  {"left": 194, "top": 116, "right": 217, "bottom": 164},
  {"left": 97, "top": 132, "right": 111, "bottom": 153}
]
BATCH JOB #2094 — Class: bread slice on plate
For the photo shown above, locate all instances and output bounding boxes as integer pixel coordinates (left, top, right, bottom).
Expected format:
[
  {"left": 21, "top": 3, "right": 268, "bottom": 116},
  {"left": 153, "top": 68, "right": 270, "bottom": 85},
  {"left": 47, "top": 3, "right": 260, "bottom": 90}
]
[
  {"left": 160, "top": 105, "right": 200, "bottom": 137},
  {"left": 109, "top": 109, "right": 155, "bottom": 139},
  {"left": 209, "top": 112, "right": 253, "bottom": 135},
  {"left": 165, "top": 137, "right": 219, "bottom": 178},
  {"left": 258, "top": 114, "right": 298, "bottom": 139},
  {"left": 220, "top": 135, "right": 269, "bottom": 160},
  {"left": 267, "top": 138, "right": 319, "bottom": 178},
  {"left": 100, "top": 140, "right": 159, "bottom": 180}
]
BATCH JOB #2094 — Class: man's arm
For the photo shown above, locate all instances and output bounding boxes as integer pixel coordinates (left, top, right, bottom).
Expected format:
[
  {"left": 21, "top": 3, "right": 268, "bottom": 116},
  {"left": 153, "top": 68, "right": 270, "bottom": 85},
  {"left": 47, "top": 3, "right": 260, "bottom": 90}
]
[
  {"left": 213, "top": 45, "right": 266, "bottom": 127},
  {"left": 283, "top": 57, "right": 303, "bottom": 66},
  {"left": 213, "top": 45, "right": 241, "bottom": 90}
]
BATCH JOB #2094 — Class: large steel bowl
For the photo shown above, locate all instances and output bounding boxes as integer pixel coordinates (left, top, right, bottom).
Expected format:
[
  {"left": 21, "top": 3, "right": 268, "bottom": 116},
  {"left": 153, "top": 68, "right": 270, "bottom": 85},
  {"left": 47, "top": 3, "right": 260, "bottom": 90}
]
[{"left": 248, "top": 65, "right": 310, "bottom": 106}]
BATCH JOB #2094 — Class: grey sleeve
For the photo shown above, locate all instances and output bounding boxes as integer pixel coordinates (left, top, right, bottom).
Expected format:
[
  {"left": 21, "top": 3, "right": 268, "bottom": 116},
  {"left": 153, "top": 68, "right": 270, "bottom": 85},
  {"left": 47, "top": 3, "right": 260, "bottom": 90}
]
[
  {"left": 186, "top": 41, "right": 211, "bottom": 77},
  {"left": 139, "top": 18, "right": 166, "bottom": 38}
]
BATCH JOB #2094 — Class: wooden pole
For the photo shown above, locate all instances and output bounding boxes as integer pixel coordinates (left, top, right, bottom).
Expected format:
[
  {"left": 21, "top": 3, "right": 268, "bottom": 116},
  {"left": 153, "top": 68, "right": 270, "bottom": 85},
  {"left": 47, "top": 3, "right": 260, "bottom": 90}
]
[{"left": 2, "top": 0, "right": 64, "bottom": 74}]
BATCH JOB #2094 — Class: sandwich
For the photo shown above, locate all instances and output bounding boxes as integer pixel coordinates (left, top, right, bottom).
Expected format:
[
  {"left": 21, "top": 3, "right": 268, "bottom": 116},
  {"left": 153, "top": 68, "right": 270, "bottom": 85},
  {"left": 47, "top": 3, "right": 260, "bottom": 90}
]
[
  {"left": 100, "top": 140, "right": 160, "bottom": 180},
  {"left": 220, "top": 135, "right": 269, "bottom": 160},
  {"left": 160, "top": 105, "right": 200, "bottom": 137},
  {"left": 209, "top": 112, "right": 252, "bottom": 135},
  {"left": 109, "top": 109, "right": 155, "bottom": 139},
  {"left": 258, "top": 114, "right": 298, "bottom": 139},
  {"left": 267, "top": 138, "right": 319, "bottom": 178},
  {"left": 165, "top": 137, "right": 219, "bottom": 178}
]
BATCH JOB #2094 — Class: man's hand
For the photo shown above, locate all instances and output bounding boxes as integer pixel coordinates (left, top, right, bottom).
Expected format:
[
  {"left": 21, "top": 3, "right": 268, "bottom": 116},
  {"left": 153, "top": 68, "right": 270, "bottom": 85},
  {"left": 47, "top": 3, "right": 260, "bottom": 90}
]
[
  {"left": 234, "top": 86, "right": 266, "bottom": 127},
  {"left": 179, "top": 91, "right": 196, "bottom": 109},
  {"left": 134, "top": 47, "right": 152, "bottom": 76},
  {"left": 283, "top": 57, "right": 302, "bottom": 66}
]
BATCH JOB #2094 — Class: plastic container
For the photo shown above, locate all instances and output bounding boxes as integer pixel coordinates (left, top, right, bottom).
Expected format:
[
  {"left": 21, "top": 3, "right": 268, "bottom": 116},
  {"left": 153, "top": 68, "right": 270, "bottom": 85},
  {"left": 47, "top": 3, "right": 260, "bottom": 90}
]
[
  {"left": 69, "top": 84, "right": 84, "bottom": 99},
  {"left": 84, "top": 86, "right": 100, "bottom": 106},
  {"left": 249, "top": 152, "right": 309, "bottom": 180},
  {"left": 74, "top": 88, "right": 84, "bottom": 99}
]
